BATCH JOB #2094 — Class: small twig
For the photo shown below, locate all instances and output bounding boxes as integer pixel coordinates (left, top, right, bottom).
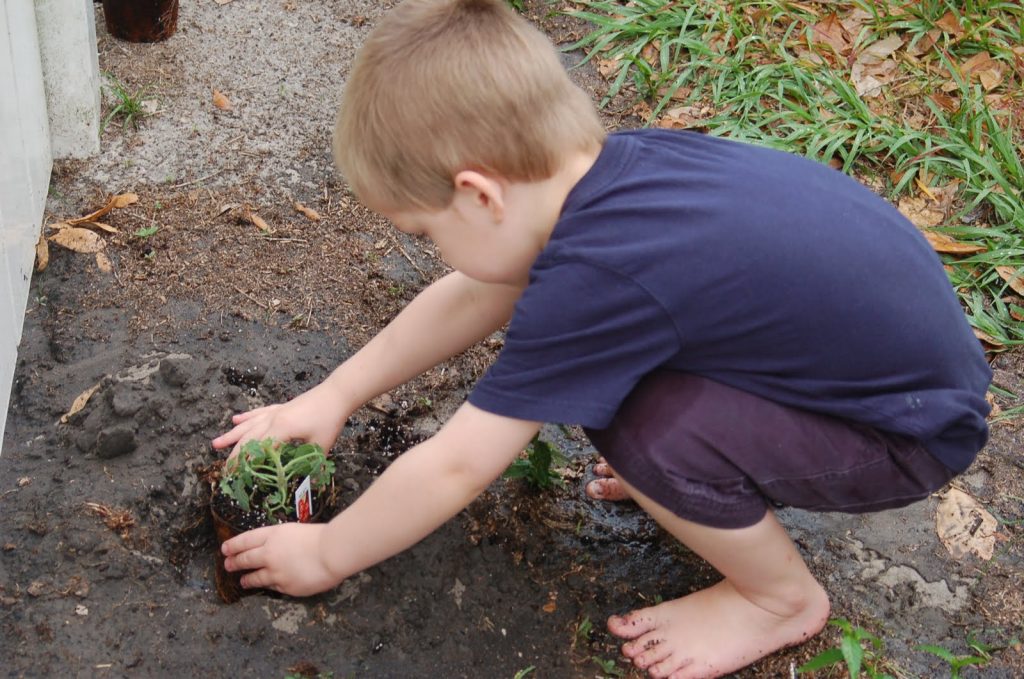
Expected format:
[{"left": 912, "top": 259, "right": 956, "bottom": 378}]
[
  {"left": 259, "top": 237, "right": 308, "bottom": 245},
  {"left": 390, "top": 236, "right": 427, "bottom": 279},
  {"left": 169, "top": 169, "right": 224, "bottom": 190},
  {"left": 232, "top": 285, "right": 269, "bottom": 310}
]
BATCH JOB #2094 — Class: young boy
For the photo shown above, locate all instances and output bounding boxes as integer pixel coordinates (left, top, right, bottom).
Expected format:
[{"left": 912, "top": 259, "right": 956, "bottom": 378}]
[{"left": 212, "top": 1, "right": 992, "bottom": 677}]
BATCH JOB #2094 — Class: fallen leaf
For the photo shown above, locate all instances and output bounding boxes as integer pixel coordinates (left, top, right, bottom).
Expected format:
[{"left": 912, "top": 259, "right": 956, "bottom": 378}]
[
  {"left": 67, "top": 193, "right": 137, "bottom": 226},
  {"left": 26, "top": 581, "right": 46, "bottom": 597},
  {"left": 898, "top": 195, "right": 944, "bottom": 228},
  {"left": 922, "top": 231, "right": 986, "bottom": 255},
  {"left": 35, "top": 232, "right": 49, "bottom": 272},
  {"left": 82, "top": 221, "right": 119, "bottom": 234},
  {"left": 542, "top": 600, "right": 557, "bottom": 613},
  {"left": 996, "top": 266, "right": 1024, "bottom": 296},
  {"left": 973, "top": 327, "right": 1004, "bottom": 350},
  {"left": 862, "top": 34, "right": 904, "bottom": 61},
  {"left": 293, "top": 202, "right": 320, "bottom": 221},
  {"left": 212, "top": 89, "right": 233, "bottom": 110},
  {"left": 245, "top": 210, "right": 270, "bottom": 232},
  {"left": 656, "top": 105, "right": 704, "bottom": 129},
  {"left": 596, "top": 58, "right": 620, "bottom": 78},
  {"left": 851, "top": 57, "right": 898, "bottom": 98},
  {"left": 95, "top": 251, "right": 113, "bottom": 273},
  {"left": 48, "top": 227, "right": 106, "bottom": 254},
  {"left": 214, "top": 0, "right": 234, "bottom": 4},
  {"left": 110, "top": 192, "right": 138, "bottom": 208},
  {"left": 935, "top": 11, "right": 964, "bottom": 38},
  {"left": 60, "top": 383, "right": 103, "bottom": 424},
  {"left": 17, "top": 477, "right": 31, "bottom": 487},
  {"left": 811, "top": 13, "right": 851, "bottom": 56},
  {"left": 928, "top": 92, "right": 959, "bottom": 112},
  {"left": 936, "top": 488, "right": 998, "bottom": 560}
]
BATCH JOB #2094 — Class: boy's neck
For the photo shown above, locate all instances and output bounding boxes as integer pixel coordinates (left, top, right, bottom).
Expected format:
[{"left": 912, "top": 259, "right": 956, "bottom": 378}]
[{"left": 511, "top": 145, "right": 602, "bottom": 250}]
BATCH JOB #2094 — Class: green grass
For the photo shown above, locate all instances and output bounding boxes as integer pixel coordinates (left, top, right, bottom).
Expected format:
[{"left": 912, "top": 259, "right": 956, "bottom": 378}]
[
  {"left": 102, "top": 73, "right": 152, "bottom": 131},
  {"left": 567, "top": 0, "right": 1024, "bottom": 344}
]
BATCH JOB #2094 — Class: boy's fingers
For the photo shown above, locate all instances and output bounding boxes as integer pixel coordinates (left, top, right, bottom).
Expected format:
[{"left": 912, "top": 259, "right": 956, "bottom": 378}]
[
  {"left": 232, "top": 405, "right": 275, "bottom": 423},
  {"left": 221, "top": 526, "right": 270, "bottom": 557},
  {"left": 239, "top": 569, "right": 275, "bottom": 590}
]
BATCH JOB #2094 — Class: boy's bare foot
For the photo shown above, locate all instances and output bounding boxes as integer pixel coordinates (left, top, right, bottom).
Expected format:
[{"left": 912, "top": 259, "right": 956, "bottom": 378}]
[
  {"left": 607, "top": 578, "right": 830, "bottom": 679},
  {"left": 585, "top": 458, "right": 632, "bottom": 501}
]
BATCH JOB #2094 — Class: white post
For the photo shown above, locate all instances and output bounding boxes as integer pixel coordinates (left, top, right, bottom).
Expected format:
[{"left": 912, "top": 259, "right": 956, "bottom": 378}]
[
  {"left": 34, "top": 0, "right": 101, "bottom": 159},
  {"left": 0, "top": 1, "right": 54, "bottom": 455}
]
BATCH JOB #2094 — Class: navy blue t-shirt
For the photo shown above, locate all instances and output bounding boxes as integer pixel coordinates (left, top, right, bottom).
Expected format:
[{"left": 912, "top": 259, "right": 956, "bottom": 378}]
[{"left": 469, "top": 129, "right": 991, "bottom": 472}]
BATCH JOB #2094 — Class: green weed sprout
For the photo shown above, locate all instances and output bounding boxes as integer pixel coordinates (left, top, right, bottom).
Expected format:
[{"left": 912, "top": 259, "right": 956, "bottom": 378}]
[
  {"left": 503, "top": 435, "right": 568, "bottom": 490},
  {"left": 917, "top": 644, "right": 989, "bottom": 678},
  {"left": 102, "top": 74, "right": 151, "bottom": 131},
  {"left": 220, "top": 439, "right": 335, "bottom": 523},
  {"left": 798, "top": 619, "right": 894, "bottom": 678}
]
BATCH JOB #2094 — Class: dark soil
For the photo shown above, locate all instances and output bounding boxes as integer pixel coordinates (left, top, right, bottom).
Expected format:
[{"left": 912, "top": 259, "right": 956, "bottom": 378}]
[{"left": 2, "top": 2, "right": 1022, "bottom": 678}]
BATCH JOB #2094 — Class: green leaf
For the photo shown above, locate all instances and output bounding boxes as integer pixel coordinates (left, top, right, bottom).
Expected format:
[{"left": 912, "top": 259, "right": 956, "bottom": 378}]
[
  {"left": 797, "top": 647, "right": 844, "bottom": 672},
  {"left": 918, "top": 644, "right": 956, "bottom": 663},
  {"left": 841, "top": 634, "right": 864, "bottom": 678}
]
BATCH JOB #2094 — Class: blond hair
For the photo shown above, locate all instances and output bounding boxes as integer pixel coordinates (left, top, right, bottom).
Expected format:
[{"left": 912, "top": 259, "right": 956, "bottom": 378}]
[{"left": 333, "top": 0, "right": 605, "bottom": 211}]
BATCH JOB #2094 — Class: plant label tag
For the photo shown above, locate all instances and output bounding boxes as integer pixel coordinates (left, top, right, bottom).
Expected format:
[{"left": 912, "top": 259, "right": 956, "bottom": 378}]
[{"left": 295, "top": 475, "right": 313, "bottom": 522}]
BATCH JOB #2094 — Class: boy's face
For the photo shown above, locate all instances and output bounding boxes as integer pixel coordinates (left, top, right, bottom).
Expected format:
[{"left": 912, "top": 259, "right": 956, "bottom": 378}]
[
  {"left": 385, "top": 205, "right": 529, "bottom": 285},
  {"left": 383, "top": 173, "right": 549, "bottom": 286}
]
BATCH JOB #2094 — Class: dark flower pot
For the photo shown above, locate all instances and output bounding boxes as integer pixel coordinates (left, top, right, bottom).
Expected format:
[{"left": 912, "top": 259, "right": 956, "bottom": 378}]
[
  {"left": 101, "top": 0, "right": 179, "bottom": 43},
  {"left": 210, "top": 480, "right": 336, "bottom": 603}
]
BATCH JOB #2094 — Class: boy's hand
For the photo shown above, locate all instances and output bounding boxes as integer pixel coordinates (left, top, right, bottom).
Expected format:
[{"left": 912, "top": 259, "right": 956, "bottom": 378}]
[
  {"left": 211, "top": 380, "right": 351, "bottom": 458},
  {"left": 222, "top": 522, "right": 342, "bottom": 596}
]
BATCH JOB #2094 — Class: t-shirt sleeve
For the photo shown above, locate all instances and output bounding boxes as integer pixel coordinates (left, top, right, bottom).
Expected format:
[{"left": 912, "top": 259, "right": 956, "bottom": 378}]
[{"left": 468, "top": 261, "right": 681, "bottom": 427}]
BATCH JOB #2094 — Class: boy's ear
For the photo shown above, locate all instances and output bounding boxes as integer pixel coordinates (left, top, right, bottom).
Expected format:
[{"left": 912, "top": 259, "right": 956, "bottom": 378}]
[{"left": 452, "top": 170, "right": 505, "bottom": 223}]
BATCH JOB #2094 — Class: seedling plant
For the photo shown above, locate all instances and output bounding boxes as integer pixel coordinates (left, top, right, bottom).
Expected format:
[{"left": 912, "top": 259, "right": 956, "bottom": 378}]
[
  {"left": 102, "top": 73, "right": 153, "bottom": 131},
  {"left": 503, "top": 434, "right": 568, "bottom": 490},
  {"left": 798, "top": 619, "right": 894, "bottom": 678},
  {"left": 219, "top": 438, "right": 335, "bottom": 523}
]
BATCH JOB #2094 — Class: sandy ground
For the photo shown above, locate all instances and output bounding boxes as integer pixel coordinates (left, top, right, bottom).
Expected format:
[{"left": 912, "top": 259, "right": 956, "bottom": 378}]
[{"left": 2, "top": 1, "right": 1022, "bottom": 677}]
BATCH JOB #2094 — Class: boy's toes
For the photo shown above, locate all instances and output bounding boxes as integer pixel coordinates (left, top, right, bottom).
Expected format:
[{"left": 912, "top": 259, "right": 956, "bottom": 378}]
[
  {"left": 631, "top": 637, "right": 673, "bottom": 669},
  {"left": 608, "top": 610, "right": 657, "bottom": 640},
  {"left": 586, "top": 478, "right": 631, "bottom": 501}
]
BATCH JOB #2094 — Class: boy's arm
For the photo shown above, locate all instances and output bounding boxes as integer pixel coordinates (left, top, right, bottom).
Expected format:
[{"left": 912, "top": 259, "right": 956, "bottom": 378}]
[
  {"left": 213, "top": 271, "right": 522, "bottom": 453},
  {"left": 221, "top": 403, "right": 540, "bottom": 595}
]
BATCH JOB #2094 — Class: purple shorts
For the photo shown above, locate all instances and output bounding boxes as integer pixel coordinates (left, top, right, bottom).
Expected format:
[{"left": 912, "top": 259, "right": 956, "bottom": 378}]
[{"left": 584, "top": 371, "right": 958, "bottom": 529}]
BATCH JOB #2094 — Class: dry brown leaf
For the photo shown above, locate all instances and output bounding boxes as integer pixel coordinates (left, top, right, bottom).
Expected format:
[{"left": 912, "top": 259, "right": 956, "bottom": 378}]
[
  {"left": 67, "top": 192, "right": 137, "bottom": 225},
  {"left": 935, "top": 11, "right": 964, "bottom": 37},
  {"left": 985, "top": 390, "right": 1002, "bottom": 417},
  {"left": 862, "top": 34, "right": 904, "bottom": 61},
  {"left": 95, "top": 251, "right": 113, "bottom": 273},
  {"left": 212, "top": 89, "right": 233, "bottom": 110},
  {"left": 214, "top": 0, "right": 234, "bottom": 4},
  {"left": 110, "top": 192, "right": 138, "bottom": 208},
  {"left": 811, "top": 14, "right": 851, "bottom": 56},
  {"left": 35, "top": 232, "right": 49, "bottom": 272},
  {"left": 936, "top": 488, "right": 998, "bottom": 560},
  {"left": 596, "top": 58, "right": 619, "bottom": 78},
  {"left": 922, "top": 231, "right": 986, "bottom": 255},
  {"left": 60, "top": 383, "right": 103, "bottom": 424},
  {"left": 49, "top": 227, "right": 106, "bottom": 254},
  {"left": 82, "top": 221, "right": 119, "bottom": 234},
  {"left": 957, "top": 51, "right": 1004, "bottom": 91},
  {"left": 293, "top": 202, "right": 321, "bottom": 221},
  {"left": 898, "top": 195, "right": 944, "bottom": 228},
  {"left": 244, "top": 210, "right": 270, "bottom": 232},
  {"left": 929, "top": 92, "right": 959, "bottom": 112},
  {"left": 656, "top": 105, "right": 704, "bottom": 129},
  {"left": 973, "top": 327, "right": 1004, "bottom": 349},
  {"left": 996, "top": 266, "right": 1024, "bottom": 296}
]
